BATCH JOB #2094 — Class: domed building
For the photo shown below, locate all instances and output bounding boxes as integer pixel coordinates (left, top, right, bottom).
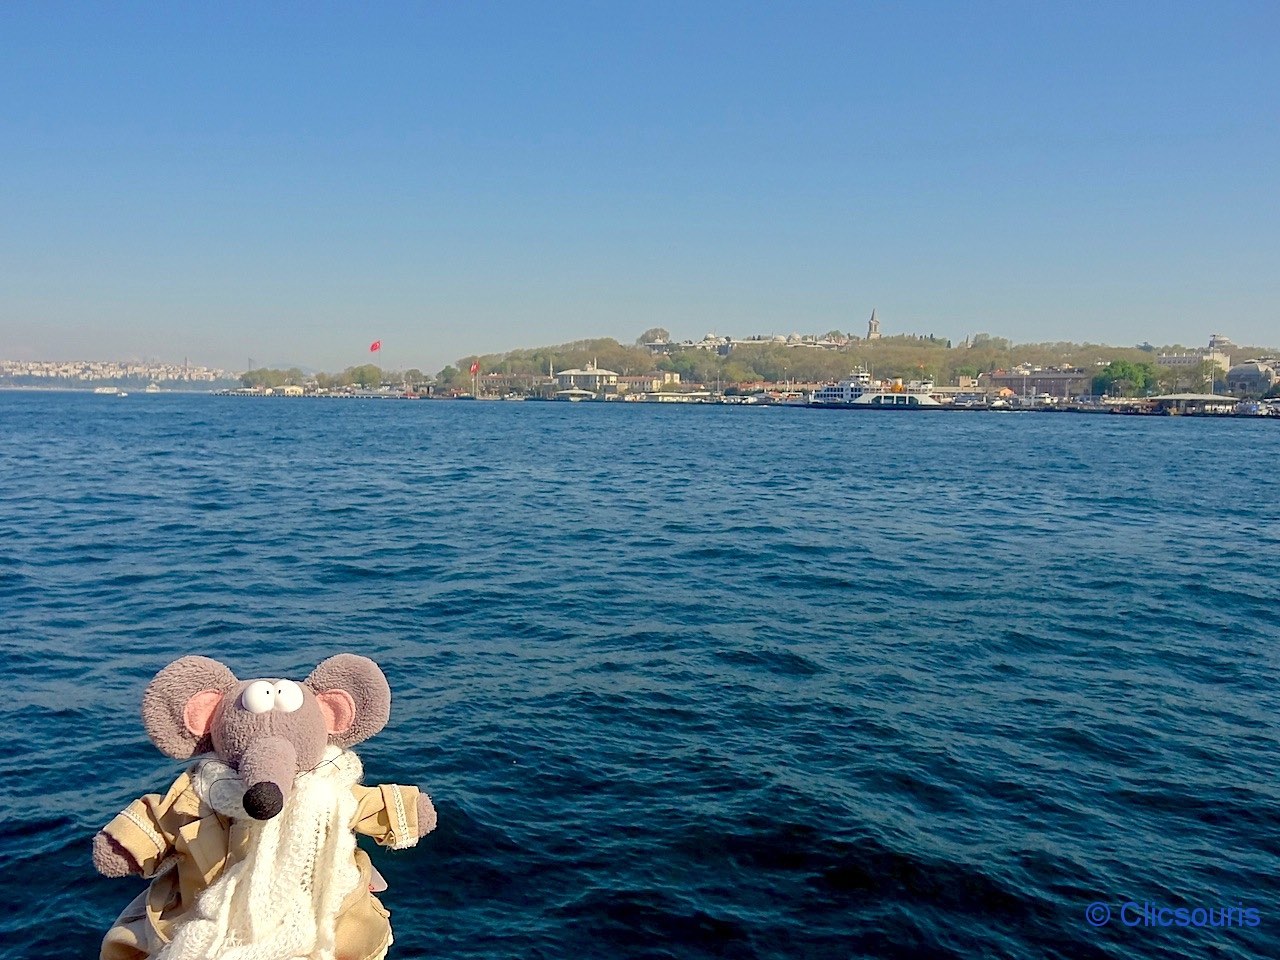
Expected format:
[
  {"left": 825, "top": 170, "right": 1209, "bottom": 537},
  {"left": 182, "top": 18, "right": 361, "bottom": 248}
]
[{"left": 1226, "top": 360, "right": 1277, "bottom": 396}]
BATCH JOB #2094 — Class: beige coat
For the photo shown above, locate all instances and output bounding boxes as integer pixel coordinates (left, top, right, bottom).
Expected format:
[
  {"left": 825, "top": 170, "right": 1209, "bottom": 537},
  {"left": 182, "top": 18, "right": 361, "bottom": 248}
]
[{"left": 100, "top": 769, "right": 423, "bottom": 960}]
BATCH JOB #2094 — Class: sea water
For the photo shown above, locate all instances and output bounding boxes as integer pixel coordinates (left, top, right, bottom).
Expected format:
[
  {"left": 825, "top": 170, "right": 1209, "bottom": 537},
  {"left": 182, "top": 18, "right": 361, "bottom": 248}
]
[{"left": 0, "top": 392, "right": 1277, "bottom": 959}]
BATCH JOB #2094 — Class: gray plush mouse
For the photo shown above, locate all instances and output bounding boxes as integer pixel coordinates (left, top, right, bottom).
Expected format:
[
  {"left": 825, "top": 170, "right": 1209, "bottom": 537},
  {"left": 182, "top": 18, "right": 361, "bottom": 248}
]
[{"left": 93, "top": 654, "right": 436, "bottom": 960}]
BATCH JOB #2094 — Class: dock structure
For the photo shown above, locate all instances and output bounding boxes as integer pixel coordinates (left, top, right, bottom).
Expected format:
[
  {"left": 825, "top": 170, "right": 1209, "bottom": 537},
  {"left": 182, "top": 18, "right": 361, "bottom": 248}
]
[
  {"left": 1146, "top": 393, "right": 1239, "bottom": 415},
  {"left": 553, "top": 387, "right": 599, "bottom": 402}
]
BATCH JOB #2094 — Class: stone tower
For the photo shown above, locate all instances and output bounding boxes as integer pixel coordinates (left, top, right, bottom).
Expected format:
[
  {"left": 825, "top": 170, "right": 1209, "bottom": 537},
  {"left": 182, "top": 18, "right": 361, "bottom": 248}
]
[{"left": 867, "top": 309, "right": 881, "bottom": 340}]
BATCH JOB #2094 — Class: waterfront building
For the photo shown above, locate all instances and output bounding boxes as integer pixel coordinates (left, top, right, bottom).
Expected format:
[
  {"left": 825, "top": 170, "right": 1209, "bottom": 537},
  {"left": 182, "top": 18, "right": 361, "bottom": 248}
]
[
  {"left": 652, "top": 331, "right": 851, "bottom": 356},
  {"left": 555, "top": 362, "right": 619, "bottom": 395},
  {"left": 618, "top": 372, "right": 680, "bottom": 394},
  {"left": 1155, "top": 336, "right": 1232, "bottom": 379},
  {"left": 981, "top": 366, "right": 1091, "bottom": 400},
  {"left": 633, "top": 390, "right": 714, "bottom": 403},
  {"left": 473, "top": 372, "right": 557, "bottom": 397},
  {"left": 1226, "top": 360, "right": 1277, "bottom": 396}
]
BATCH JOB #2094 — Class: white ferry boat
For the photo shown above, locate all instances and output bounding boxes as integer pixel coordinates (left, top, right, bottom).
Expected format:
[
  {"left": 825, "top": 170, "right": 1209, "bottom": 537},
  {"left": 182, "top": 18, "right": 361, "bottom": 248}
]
[
  {"left": 851, "top": 390, "right": 942, "bottom": 408},
  {"left": 809, "top": 368, "right": 942, "bottom": 409},
  {"left": 810, "top": 367, "right": 875, "bottom": 404}
]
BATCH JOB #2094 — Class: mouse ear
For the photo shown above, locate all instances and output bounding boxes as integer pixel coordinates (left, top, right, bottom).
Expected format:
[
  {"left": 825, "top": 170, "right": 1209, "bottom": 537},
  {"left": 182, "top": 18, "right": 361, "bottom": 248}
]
[
  {"left": 305, "top": 654, "right": 391, "bottom": 747},
  {"left": 142, "top": 656, "right": 238, "bottom": 759}
]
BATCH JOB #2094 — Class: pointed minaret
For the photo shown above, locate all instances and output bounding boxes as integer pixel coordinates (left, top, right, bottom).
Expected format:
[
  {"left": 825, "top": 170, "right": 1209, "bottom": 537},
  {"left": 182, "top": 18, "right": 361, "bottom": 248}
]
[{"left": 867, "top": 309, "right": 881, "bottom": 340}]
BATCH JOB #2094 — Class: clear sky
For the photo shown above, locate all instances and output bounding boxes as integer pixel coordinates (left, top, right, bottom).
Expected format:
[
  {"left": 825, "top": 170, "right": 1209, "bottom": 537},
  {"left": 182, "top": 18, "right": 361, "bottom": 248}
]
[{"left": 2, "top": 1, "right": 1276, "bottom": 373}]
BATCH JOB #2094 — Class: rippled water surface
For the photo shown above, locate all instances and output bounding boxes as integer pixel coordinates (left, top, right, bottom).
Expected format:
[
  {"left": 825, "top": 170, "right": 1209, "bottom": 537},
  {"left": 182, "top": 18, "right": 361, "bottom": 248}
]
[{"left": 2, "top": 392, "right": 1278, "bottom": 959}]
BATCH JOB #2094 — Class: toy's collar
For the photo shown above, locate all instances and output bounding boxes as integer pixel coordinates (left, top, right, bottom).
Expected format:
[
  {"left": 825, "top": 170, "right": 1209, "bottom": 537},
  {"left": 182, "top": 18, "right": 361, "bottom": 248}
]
[{"left": 192, "top": 746, "right": 359, "bottom": 819}]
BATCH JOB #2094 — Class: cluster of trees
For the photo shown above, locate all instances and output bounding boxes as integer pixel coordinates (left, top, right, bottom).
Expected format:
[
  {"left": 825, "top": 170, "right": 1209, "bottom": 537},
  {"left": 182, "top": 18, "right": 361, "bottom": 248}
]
[
  {"left": 448, "top": 338, "right": 657, "bottom": 385},
  {"left": 1153, "top": 361, "right": 1221, "bottom": 395},
  {"left": 1090, "top": 360, "right": 1160, "bottom": 397},
  {"left": 1090, "top": 359, "right": 1232, "bottom": 397},
  {"left": 240, "top": 367, "right": 307, "bottom": 388},
  {"left": 240, "top": 365, "right": 431, "bottom": 390}
]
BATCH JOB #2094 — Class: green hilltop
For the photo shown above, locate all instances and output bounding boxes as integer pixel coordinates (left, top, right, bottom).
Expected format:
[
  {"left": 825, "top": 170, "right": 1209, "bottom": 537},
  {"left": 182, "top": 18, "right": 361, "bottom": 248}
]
[{"left": 439, "top": 330, "right": 1277, "bottom": 392}]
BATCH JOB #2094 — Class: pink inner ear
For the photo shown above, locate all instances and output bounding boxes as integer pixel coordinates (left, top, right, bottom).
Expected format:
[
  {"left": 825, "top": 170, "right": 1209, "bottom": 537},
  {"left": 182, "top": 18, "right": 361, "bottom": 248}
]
[
  {"left": 183, "top": 690, "right": 224, "bottom": 738},
  {"left": 315, "top": 689, "right": 357, "bottom": 736}
]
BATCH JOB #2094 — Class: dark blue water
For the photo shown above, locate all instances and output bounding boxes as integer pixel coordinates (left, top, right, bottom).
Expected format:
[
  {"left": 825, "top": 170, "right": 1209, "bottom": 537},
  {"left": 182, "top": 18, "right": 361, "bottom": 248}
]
[{"left": 1, "top": 392, "right": 1277, "bottom": 960}]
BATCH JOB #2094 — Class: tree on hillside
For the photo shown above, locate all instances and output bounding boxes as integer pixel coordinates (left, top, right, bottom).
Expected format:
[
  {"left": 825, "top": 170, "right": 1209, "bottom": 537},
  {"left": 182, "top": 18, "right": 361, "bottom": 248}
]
[
  {"left": 659, "top": 350, "right": 722, "bottom": 385},
  {"left": 636, "top": 327, "right": 670, "bottom": 345},
  {"left": 240, "top": 367, "right": 302, "bottom": 388},
  {"left": 456, "top": 338, "right": 655, "bottom": 378},
  {"left": 721, "top": 360, "right": 758, "bottom": 384},
  {"left": 346, "top": 364, "right": 383, "bottom": 387},
  {"left": 1156, "top": 360, "right": 1217, "bottom": 394},
  {"left": 970, "top": 333, "right": 1011, "bottom": 351},
  {"left": 241, "top": 368, "right": 277, "bottom": 388}
]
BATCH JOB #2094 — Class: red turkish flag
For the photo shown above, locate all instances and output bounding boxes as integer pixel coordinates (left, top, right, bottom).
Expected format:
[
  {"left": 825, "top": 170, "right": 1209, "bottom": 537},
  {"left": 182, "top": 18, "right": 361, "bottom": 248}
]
[
  {"left": 369, "top": 340, "right": 382, "bottom": 352},
  {"left": 470, "top": 362, "right": 479, "bottom": 375}
]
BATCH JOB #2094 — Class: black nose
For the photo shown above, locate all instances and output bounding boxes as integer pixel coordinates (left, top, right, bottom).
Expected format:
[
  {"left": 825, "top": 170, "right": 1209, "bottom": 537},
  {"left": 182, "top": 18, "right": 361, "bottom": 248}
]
[{"left": 243, "top": 782, "right": 284, "bottom": 820}]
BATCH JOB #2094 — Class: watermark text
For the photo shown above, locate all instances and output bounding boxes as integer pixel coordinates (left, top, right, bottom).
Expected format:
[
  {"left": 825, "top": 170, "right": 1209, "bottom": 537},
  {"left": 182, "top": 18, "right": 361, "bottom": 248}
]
[{"left": 1086, "top": 901, "right": 1260, "bottom": 930}]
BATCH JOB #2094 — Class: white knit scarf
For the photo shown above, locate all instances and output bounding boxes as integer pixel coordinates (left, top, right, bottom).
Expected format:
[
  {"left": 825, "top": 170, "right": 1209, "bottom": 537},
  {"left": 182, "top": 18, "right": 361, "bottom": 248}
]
[{"left": 158, "top": 746, "right": 365, "bottom": 960}]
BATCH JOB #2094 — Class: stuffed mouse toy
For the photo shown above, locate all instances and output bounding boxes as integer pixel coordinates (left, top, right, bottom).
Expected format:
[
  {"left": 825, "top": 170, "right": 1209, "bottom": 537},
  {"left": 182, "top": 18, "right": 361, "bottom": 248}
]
[{"left": 93, "top": 654, "right": 436, "bottom": 960}]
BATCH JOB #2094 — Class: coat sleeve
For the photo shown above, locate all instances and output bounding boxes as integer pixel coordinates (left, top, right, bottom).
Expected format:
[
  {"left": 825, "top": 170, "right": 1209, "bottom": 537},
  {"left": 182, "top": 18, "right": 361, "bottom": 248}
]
[
  {"left": 352, "top": 784, "right": 424, "bottom": 850},
  {"left": 100, "top": 793, "right": 177, "bottom": 877}
]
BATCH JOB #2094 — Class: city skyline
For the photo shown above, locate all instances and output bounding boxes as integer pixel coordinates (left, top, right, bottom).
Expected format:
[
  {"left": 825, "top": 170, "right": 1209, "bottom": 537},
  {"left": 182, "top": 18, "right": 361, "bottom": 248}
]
[{"left": 2, "top": 2, "right": 1277, "bottom": 374}]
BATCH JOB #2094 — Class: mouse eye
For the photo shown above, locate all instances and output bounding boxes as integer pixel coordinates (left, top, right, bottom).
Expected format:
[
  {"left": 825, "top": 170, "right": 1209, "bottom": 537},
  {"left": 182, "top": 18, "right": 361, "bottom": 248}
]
[
  {"left": 274, "top": 680, "right": 304, "bottom": 713},
  {"left": 242, "top": 680, "right": 276, "bottom": 714}
]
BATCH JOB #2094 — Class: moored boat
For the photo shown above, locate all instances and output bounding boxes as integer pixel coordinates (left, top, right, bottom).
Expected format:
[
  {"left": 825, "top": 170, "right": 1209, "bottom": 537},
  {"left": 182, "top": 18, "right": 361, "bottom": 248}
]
[
  {"left": 847, "top": 390, "right": 942, "bottom": 408},
  {"left": 808, "top": 368, "right": 941, "bottom": 409}
]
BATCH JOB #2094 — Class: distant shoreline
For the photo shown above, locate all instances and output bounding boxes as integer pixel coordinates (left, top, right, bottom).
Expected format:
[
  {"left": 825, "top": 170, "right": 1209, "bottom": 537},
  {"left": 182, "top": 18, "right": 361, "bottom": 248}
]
[
  {"left": 4, "top": 386, "right": 1272, "bottom": 420},
  {"left": 0, "top": 385, "right": 223, "bottom": 393}
]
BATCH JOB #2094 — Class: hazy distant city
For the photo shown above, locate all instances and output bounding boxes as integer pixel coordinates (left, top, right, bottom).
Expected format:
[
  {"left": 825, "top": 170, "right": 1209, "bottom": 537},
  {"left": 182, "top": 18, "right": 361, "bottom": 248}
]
[{"left": 0, "top": 358, "right": 233, "bottom": 387}]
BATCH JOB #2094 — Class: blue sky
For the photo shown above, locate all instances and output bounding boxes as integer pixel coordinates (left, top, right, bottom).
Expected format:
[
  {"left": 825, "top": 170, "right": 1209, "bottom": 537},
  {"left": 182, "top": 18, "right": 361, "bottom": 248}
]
[{"left": 2, "top": 1, "right": 1276, "bottom": 372}]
